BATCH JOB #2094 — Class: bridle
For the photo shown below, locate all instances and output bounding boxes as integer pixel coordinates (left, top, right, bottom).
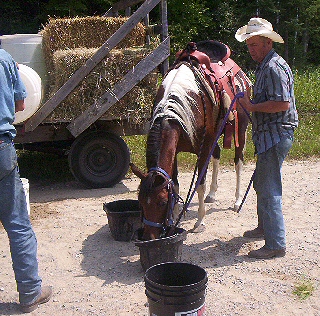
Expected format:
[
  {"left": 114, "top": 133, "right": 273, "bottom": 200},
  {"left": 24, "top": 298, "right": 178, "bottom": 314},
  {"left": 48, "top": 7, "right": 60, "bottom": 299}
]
[{"left": 142, "top": 167, "right": 182, "bottom": 234}]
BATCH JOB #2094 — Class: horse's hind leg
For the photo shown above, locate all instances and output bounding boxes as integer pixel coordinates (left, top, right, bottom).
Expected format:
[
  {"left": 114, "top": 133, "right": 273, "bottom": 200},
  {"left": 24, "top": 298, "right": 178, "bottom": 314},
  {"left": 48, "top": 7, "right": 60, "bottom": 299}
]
[
  {"left": 205, "top": 145, "right": 220, "bottom": 203},
  {"left": 234, "top": 159, "right": 243, "bottom": 211}
]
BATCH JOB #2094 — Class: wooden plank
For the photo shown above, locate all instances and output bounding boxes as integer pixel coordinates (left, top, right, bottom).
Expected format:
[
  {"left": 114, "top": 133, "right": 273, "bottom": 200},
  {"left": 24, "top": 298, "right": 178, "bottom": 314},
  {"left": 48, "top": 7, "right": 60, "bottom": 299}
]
[
  {"left": 104, "top": 0, "right": 144, "bottom": 16},
  {"left": 161, "top": 0, "right": 169, "bottom": 74},
  {"left": 24, "top": 0, "right": 161, "bottom": 133},
  {"left": 67, "top": 37, "right": 170, "bottom": 137},
  {"left": 15, "top": 124, "right": 72, "bottom": 143}
]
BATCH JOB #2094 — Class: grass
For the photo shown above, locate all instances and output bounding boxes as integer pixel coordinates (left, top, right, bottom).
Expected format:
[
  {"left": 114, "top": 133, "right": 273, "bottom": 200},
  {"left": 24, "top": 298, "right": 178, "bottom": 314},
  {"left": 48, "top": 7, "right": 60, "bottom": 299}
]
[
  {"left": 17, "top": 67, "right": 320, "bottom": 182},
  {"left": 292, "top": 277, "right": 315, "bottom": 300},
  {"left": 126, "top": 112, "right": 320, "bottom": 173},
  {"left": 291, "top": 112, "right": 320, "bottom": 159},
  {"left": 294, "top": 67, "right": 320, "bottom": 113}
]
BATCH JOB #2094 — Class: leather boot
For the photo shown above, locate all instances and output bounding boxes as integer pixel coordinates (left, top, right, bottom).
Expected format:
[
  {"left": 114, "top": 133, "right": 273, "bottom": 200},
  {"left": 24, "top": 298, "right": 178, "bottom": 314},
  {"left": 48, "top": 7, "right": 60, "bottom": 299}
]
[
  {"left": 248, "top": 246, "right": 286, "bottom": 259},
  {"left": 20, "top": 286, "right": 53, "bottom": 313},
  {"left": 243, "top": 226, "right": 264, "bottom": 238}
]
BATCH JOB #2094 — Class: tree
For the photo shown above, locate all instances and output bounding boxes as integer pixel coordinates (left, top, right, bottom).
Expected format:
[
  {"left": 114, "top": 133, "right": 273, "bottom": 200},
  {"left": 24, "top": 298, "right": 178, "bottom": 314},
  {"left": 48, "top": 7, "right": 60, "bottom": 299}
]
[
  {"left": 167, "top": 0, "right": 213, "bottom": 53},
  {"left": 1, "top": 0, "right": 320, "bottom": 67}
]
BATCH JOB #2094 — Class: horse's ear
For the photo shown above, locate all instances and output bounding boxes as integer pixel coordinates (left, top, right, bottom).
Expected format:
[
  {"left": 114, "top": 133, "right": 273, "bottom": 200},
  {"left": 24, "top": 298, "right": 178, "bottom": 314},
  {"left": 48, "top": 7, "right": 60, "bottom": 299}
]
[{"left": 130, "top": 163, "right": 147, "bottom": 180}]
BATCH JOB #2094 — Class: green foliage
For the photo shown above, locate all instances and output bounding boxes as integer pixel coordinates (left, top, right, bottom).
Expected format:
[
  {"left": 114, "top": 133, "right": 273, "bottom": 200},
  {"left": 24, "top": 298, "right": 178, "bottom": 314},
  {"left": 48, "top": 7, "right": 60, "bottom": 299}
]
[
  {"left": 291, "top": 113, "right": 320, "bottom": 159},
  {"left": 167, "top": 0, "right": 212, "bottom": 53},
  {"left": 2, "top": 0, "right": 320, "bottom": 68},
  {"left": 0, "top": 0, "right": 114, "bottom": 34},
  {"left": 123, "top": 134, "right": 147, "bottom": 171},
  {"left": 294, "top": 67, "right": 320, "bottom": 113},
  {"left": 292, "top": 278, "right": 315, "bottom": 300}
]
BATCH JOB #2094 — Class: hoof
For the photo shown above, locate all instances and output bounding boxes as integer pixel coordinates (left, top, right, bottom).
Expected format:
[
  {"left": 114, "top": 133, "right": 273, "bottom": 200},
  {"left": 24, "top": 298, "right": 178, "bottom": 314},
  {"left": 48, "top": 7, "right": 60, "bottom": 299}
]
[
  {"left": 204, "top": 196, "right": 215, "bottom": 203},
  {"left": 234, "top": 200, "right": 243, "bottom": 212},
  {"left": 189, "top": 223, "right": 206, "bottom": 233}
]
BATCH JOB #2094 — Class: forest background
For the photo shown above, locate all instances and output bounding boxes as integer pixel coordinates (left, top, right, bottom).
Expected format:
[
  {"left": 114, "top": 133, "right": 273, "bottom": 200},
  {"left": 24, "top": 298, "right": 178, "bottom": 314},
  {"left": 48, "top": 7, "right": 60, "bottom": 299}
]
[{"left": 1, "top": 0, "right": 320, "bottom": 68}]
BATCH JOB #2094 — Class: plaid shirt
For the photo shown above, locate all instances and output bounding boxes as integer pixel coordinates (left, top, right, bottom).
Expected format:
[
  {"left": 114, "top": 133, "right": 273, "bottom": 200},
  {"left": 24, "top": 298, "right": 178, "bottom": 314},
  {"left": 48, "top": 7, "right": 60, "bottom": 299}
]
[{"left": 252, "top": 49, "right": 298, "bottom": 154}]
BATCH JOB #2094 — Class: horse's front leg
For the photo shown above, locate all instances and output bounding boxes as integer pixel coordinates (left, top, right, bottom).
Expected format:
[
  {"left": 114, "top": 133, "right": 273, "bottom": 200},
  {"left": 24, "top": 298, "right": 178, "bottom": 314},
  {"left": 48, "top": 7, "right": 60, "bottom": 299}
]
[{"left": 192, "top": 182, "right": 206, "bottom": 232}]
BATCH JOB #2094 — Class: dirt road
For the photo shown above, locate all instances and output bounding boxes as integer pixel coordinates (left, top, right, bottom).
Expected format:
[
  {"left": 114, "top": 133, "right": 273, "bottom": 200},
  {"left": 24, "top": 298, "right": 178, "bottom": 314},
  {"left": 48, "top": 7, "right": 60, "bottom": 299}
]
[{"left": 0, "top": 160, "right": 319, "bottom": 315}]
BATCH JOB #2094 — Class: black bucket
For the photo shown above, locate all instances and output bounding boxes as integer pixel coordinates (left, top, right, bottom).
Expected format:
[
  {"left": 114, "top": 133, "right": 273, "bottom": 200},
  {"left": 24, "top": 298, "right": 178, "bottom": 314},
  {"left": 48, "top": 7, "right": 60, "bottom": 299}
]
[
  {"left": 135, "top": 227, "right": 187, "bottom": 271},
  {"left": 145, "top": 262, "right": 207, "bottom": 316},
  {"left": 103, "top": 199, "right": 141, "bottom": 241}
]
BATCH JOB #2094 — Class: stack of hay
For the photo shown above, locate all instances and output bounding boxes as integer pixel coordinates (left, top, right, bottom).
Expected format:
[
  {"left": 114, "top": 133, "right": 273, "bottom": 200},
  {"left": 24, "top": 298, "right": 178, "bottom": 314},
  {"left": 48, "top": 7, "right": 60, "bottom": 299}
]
[{"left": 41, "top": 16, "right": 159, "bottom": 124}]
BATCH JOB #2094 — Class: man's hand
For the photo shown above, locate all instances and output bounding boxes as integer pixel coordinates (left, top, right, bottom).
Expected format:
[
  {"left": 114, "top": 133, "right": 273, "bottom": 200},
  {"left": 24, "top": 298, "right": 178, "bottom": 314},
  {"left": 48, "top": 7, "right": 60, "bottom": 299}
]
[
  {"left": 239, "top": 91, "right": 290, "bottom": 113},
  {"left": 238, "top": 90, "right": 254, "bottom": 112}
]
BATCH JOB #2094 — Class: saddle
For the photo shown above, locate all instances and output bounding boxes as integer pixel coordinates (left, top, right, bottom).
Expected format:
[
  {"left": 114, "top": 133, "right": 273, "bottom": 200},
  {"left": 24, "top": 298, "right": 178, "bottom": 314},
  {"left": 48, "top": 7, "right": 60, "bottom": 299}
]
[{"left": 174, "top": 41, "right": 251, "bottom": 148}]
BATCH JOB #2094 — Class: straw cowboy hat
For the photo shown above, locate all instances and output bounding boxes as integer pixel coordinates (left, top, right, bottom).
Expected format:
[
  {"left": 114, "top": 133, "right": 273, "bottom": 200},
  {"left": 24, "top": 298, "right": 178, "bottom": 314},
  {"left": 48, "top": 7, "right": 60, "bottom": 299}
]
[{"left": 235, "top": 17, "right": 284, "bottom": 43}]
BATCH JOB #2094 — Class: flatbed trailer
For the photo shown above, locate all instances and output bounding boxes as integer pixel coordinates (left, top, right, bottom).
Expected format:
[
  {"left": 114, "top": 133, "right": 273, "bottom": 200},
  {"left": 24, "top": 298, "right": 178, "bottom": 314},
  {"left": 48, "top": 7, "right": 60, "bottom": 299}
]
[{"left": 8, "top": 0, "right": 170, "bottom": 188}]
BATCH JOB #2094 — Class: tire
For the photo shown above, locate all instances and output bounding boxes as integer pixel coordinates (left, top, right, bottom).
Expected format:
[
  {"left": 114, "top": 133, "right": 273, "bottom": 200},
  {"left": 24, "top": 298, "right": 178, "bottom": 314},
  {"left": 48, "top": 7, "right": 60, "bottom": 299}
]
[{"left": 68, "top": 131, "right": 130, "bottom": 188}]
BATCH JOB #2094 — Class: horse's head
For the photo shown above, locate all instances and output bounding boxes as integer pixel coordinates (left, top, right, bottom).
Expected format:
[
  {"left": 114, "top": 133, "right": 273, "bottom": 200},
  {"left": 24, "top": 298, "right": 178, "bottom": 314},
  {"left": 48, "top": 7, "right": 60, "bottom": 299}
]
[{"left": 130, "top": 163, "right": 176, "bottom": 240}]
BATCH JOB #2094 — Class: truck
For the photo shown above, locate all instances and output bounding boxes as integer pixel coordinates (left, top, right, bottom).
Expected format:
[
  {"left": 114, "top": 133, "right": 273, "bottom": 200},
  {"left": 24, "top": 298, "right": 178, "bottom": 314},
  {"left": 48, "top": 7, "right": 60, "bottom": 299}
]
[{"left": 0, "top": 0, "right": 170, "bottom": 188}]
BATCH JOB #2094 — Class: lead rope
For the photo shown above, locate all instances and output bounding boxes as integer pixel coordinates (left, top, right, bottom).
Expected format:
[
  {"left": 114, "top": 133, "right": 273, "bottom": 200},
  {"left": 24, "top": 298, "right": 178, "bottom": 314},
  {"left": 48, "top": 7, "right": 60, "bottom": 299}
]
[{"left": 236, "top": 169, "right": 255, "bottom": 213}]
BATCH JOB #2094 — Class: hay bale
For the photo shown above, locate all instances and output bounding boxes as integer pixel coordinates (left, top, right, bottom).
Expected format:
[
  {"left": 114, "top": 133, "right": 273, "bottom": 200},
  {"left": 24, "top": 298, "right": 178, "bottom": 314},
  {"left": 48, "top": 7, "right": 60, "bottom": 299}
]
[
  {"left": 46, "top": 47, "right": 158, "bottom": 124},
  {"left": 41, "top": 16, "right": 146, "bottom": 75}
]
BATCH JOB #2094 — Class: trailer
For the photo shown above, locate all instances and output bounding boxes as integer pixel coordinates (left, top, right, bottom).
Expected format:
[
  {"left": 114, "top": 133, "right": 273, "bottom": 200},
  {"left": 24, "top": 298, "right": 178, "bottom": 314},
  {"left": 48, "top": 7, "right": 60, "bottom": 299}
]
[{"left": 1, "top": 0, "right": 170, "bottom": 188}]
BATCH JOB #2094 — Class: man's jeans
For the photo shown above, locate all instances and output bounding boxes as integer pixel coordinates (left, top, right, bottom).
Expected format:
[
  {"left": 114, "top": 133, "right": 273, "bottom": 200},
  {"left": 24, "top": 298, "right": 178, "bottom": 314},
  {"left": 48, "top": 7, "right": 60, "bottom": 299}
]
[
  {"left": 253, "top": 136, "right": 293, "bottom": 250},
  {"left": 0, "top": 135, "right": 42, "bottom": 304}
]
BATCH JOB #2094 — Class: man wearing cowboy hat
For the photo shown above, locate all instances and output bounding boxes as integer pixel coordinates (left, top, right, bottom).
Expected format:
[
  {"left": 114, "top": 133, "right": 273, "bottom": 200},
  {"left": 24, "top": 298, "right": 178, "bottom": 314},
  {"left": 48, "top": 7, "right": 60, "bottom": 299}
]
[{"left": 235, "top": 18, "right": 298, "bottom": 259}]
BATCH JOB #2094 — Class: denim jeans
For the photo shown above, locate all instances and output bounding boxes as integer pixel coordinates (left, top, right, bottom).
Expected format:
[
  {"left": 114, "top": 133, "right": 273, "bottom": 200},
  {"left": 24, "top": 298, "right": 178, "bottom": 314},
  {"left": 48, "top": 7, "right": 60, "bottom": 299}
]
[
  {"left": 253, "top": 136, "right": 293, "bottom": 250},
  {"left": 0, "top": 135, "right": 42, "bottom": 304}
]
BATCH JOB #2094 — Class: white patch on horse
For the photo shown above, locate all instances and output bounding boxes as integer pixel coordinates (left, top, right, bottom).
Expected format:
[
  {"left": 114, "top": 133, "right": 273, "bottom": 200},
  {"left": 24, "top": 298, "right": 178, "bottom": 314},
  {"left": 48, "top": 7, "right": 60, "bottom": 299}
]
[{"left": 151, "top": 64, "right": 199, "bottom": 146}]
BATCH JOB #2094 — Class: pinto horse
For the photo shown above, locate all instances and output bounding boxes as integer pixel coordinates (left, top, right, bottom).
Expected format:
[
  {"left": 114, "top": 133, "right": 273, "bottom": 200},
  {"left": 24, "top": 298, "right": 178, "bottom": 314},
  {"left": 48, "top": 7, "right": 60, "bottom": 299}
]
[{"left": 131, "top": 40, "right": 251, "bottom": 240}]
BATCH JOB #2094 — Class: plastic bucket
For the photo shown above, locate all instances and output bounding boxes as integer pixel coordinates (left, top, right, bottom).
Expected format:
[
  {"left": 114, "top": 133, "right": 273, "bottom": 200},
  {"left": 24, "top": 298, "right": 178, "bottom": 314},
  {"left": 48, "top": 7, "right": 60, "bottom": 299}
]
[
  {"left": 145, "top": 262, "right": 207, "bottom": 316},
  {"left": 21, "top": 178, "right": 30, "bottom": 216},
  {"left": 14, "top": 64, "right": 42, "bottom": 124},
  {"left": 135, "top": 227, "right": 187, "bottom": 271},
  {"left": 103, "top": 199, "right": 141, "bottom": 241}
]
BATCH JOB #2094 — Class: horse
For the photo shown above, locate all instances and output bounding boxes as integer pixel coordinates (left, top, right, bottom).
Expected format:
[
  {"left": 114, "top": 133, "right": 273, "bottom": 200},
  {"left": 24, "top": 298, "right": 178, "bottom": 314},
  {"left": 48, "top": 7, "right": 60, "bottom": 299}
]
[{"left": 131, "top": 40, "right": 251, "bottom": 240}]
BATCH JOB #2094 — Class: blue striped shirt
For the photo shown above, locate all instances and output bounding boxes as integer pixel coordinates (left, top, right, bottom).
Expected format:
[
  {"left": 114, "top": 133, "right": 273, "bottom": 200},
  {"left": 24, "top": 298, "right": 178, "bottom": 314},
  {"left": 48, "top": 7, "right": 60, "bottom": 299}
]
[{"left": 252, "top": 49, "right": 298, "bottom": 154}]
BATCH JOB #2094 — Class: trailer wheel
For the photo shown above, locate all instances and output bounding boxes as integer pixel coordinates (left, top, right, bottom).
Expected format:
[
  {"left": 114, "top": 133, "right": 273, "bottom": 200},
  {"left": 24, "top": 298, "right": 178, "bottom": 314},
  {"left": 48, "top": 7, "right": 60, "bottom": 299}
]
[{"left": 68, "top": 131, "right": 130, "bottom": 188}]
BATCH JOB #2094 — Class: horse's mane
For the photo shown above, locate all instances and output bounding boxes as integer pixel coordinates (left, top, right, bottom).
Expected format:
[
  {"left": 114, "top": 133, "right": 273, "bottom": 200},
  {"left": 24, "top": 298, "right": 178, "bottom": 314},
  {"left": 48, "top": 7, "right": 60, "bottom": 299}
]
[
  {"left": 146, "top": 117, "right": 162, "bottom": 169},
  {"left": 150, "top": 64, "right": 199, "bottom": 147}
]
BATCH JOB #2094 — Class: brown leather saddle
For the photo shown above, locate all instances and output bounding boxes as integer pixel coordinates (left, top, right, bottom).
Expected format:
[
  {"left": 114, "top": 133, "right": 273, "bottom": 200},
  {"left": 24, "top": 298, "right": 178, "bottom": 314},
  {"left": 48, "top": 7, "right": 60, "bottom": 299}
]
[
  {"left": 174, "top": 41, "right": 251, "bottom": 148},
  {"left": 175, "top": 41, "right": 241, "bottom": 100}
]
